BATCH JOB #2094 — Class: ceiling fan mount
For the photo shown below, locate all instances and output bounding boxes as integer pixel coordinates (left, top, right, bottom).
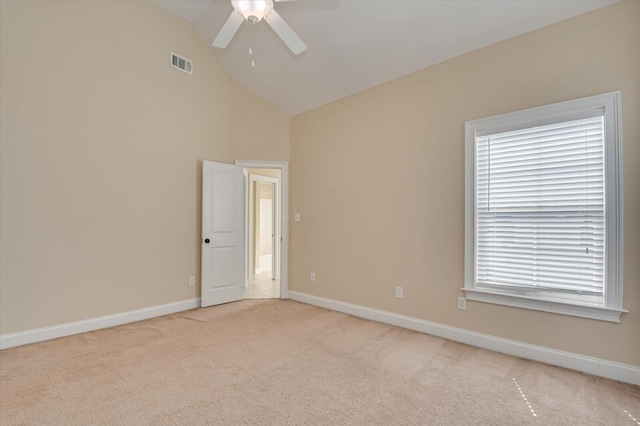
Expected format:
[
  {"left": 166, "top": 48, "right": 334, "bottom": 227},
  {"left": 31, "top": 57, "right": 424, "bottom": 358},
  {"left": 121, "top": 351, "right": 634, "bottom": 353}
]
[
  {"left": 232, "top": 0, "right": 274, "bottom": 24},
  {"left": 213, "top": 0, "right": 306, "bottom": 55}
]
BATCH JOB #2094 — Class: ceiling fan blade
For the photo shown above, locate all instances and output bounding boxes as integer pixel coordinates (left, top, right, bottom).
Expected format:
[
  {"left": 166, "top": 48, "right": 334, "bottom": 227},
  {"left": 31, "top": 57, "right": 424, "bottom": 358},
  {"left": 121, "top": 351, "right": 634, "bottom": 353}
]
[
  {"left": 212, "top": 12, "right": 244, "bottom": 48},
  {"left": 264, "top": 10, "right": 306, "bottom": 55}
]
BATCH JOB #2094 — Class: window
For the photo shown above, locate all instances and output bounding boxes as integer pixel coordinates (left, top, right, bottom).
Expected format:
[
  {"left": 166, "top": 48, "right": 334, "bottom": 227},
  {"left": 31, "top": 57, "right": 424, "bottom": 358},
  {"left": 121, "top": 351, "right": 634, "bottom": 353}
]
[{"left": 464, "top": 92, "right": 625, "bottom": 322}]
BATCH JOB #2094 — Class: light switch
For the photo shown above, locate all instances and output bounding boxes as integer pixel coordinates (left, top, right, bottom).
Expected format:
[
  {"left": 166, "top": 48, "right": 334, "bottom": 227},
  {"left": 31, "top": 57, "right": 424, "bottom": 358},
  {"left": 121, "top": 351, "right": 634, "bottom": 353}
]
[{"left": 295, "top": 213, "right": 301, "bottom": 222}]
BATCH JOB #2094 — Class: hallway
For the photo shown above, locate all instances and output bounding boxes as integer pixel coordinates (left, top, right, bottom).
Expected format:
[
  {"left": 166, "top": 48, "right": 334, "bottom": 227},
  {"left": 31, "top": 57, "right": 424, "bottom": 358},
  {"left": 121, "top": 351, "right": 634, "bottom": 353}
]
[{"left": 243, "top": 271, "right": 280, "bottom": 299}]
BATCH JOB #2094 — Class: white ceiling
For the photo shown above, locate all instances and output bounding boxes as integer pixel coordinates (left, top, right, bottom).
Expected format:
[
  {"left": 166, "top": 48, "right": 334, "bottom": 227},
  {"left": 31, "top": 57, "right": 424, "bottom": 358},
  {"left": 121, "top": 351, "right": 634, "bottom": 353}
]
[{"left": 154, "top": 0, "right": 617, "bottom": 116}]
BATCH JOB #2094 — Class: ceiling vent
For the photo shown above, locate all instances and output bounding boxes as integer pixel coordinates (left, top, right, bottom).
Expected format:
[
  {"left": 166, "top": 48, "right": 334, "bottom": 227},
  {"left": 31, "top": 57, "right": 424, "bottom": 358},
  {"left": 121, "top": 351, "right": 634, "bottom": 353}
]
[{"left": 170, "top": 52, "right": 192, "bottom": 75}]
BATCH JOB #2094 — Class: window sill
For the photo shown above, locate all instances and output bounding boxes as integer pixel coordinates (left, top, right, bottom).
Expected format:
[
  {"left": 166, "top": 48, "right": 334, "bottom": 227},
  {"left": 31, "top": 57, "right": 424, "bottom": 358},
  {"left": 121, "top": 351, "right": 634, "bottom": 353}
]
[{"left": 462, "top": 289, "right": 627, "bottom": 323}]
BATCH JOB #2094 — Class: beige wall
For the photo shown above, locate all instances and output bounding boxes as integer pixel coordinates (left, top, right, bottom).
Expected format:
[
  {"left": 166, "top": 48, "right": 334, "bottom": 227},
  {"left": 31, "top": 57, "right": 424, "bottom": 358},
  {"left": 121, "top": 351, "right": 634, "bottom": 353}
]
[
  {"left": 0, "top": 0, "right": 289, "bottom": 334},
  {"left": 290, "top": 1, "right": 640, "bottom": 366},
  {"left": 231, "top": 81, "right": 290, "bottom": 162}
]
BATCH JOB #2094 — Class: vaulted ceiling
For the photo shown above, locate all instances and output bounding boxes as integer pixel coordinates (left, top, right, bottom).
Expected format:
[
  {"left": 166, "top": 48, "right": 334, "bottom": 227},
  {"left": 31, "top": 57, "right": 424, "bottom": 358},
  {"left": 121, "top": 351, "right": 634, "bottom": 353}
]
[{"left": 154, "top": 0, "right": 617, "bottom": 116}]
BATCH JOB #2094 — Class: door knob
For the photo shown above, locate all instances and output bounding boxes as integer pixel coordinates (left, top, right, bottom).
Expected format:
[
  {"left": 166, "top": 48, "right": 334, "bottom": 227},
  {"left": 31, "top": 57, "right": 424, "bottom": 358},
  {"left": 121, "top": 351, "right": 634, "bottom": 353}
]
[{"left": 204, "top": 238, "right": 210, "bottom": 244}]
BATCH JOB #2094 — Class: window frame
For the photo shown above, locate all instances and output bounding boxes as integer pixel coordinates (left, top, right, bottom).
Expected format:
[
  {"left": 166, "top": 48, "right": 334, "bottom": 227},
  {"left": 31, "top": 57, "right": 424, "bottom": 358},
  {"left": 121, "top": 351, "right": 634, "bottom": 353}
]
[{"left": 464, "top": 91, "right": 625, "bottom": 322}]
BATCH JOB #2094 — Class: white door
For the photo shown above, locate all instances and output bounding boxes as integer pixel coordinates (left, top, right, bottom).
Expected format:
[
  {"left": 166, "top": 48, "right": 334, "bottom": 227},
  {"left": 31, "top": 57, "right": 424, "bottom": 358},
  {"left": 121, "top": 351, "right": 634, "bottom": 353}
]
[{"left": 201, "top": 161, "right": 244, "bottom": 307}]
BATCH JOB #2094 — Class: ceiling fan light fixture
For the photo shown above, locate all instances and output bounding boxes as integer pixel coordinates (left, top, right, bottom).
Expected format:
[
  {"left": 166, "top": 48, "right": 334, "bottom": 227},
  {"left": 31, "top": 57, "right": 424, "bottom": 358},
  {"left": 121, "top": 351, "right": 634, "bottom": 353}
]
[
  {"left": 213, "top": 0, "right": 306, "bottom": 55},
  {"left": 231, "top": 0, "right": 274, "bottom": 23}
]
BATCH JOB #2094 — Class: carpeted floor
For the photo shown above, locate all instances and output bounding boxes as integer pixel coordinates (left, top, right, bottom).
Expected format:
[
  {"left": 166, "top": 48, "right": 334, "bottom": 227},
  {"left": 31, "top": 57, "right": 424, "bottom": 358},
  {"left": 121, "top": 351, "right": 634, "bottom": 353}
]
[{"left": 0, "top": 299, "right": 638, "bottom": 425}]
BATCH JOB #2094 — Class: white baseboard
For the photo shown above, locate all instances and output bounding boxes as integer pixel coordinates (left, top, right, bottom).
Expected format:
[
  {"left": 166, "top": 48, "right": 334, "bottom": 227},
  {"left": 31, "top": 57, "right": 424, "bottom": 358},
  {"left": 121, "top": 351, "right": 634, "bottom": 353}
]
[
  {"left": 0, "top": 298, "right": 201, "bottom": 350},
  {"left": 288, "top": 291, "right": 639, "bottom": 386}
]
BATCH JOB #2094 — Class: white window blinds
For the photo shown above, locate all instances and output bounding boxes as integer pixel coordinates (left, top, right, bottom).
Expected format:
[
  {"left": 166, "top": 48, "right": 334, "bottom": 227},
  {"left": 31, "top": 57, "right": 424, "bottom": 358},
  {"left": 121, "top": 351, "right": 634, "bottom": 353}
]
[{"left": 475, "top": 116, "right": 605, "bottom": 303}]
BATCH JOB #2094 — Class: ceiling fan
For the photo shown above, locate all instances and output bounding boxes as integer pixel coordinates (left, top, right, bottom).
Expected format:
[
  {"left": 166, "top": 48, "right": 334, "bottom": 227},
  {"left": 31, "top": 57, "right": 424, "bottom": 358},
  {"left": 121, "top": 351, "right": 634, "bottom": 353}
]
[{"left": 212, "top": 0, "right": 306, "bottom": 55}]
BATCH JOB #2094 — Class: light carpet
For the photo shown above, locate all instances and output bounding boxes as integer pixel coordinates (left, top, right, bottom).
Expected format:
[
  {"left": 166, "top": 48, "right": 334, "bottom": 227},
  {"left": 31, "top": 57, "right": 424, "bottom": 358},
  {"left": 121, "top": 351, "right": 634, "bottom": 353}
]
[{"left": 0, "top": 299, "right": 638, "bottom": 425}]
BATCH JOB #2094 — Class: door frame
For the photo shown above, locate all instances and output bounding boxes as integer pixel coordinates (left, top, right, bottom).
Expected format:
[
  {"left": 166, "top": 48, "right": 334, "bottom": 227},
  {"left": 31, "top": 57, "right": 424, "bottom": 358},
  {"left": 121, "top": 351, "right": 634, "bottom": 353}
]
[
  {"left": 236, "top": 160, "right": 289, "bottom": 299},
  {"left": 248, "top": 174, "right": 280, "bottom": 281}
]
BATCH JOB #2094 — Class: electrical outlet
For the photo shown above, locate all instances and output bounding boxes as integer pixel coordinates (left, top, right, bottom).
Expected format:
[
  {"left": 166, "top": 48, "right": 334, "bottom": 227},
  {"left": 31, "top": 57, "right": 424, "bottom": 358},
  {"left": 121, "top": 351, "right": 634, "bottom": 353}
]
[
  {"left": 310, "top": 272, "right": 316, "bottom": 282},
  {"left": 189, "top": 276, "right": 195, "bottom": 286},
  {"left": 458, "top": 297, "right": 466, "bottom": 310},
  {"left": 395, "top": 286, "right": 403, "bottom": 299}
]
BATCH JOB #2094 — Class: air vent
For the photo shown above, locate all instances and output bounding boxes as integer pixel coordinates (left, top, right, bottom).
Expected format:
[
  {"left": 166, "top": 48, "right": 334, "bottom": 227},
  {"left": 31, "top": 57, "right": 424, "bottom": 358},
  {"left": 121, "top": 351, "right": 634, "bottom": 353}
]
[{"left": 170, "top": 52, "right": 192, "bottom": 75}]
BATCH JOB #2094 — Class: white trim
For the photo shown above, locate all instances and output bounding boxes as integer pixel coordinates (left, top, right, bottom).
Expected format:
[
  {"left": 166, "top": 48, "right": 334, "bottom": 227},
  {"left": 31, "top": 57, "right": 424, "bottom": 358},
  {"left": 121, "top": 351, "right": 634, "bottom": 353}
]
[
  {"left": 0, "top": 298, "right": 200, "bottom": 350},
  {"left": 273, "top": 179, "right": 281, "bottom": 281},
  {"left": 242, "top": 168, "right": 250, "bottom": 287},
  {"left": 464, "top": 289, "right": 626, "bottom": 322},
  {"left": 288, "top": 291, "right": 639, "bottom": 386},
  {"left": 235, "top": 160, "right": 289, "bottom": 299},
  {"left": 605, "top": 91, "right": 624, "bottom": 309},
  {"left": 464, "top": 91, "right": 625, "bottom": 320}
]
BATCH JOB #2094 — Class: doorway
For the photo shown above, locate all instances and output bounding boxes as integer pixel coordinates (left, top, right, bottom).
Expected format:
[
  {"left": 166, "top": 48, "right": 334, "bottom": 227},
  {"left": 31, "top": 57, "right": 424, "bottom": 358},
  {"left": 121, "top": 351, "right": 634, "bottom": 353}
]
[{"left": 235, "top": 161, "right": 288, "bottom": 300}]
